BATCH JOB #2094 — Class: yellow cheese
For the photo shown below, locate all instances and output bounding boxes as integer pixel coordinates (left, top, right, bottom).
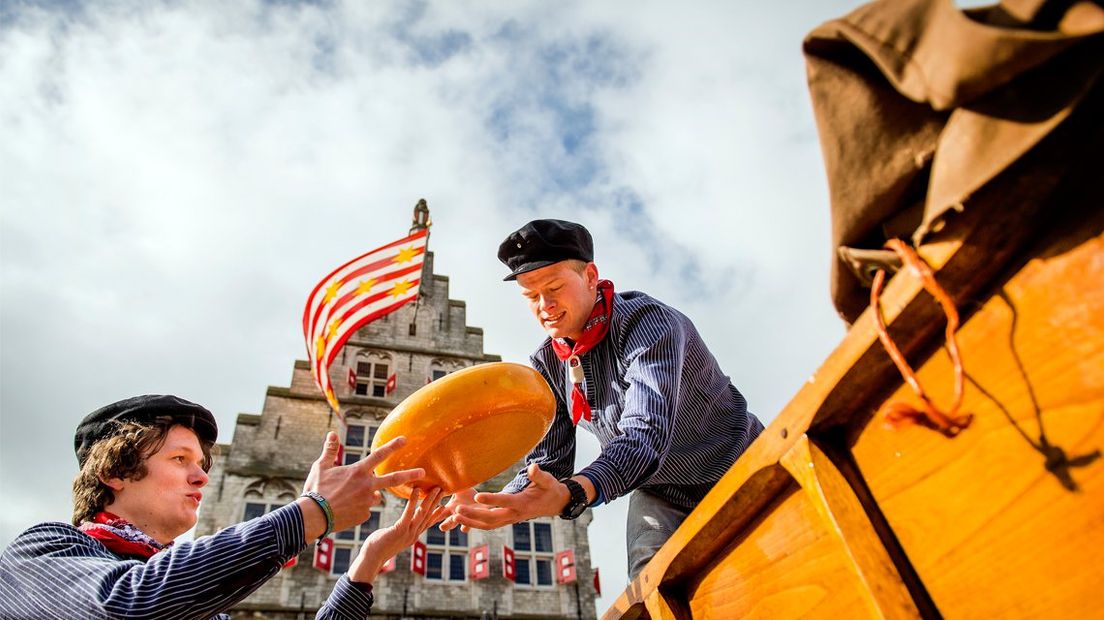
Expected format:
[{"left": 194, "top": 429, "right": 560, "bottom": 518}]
[{"left": 370, "top": 362, "right": 556, "bottom": 498}]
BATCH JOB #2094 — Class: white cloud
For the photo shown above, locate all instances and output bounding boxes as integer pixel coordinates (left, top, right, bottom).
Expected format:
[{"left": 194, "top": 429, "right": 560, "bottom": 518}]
[{"left": 2, "top": 0, "right": 863, "bottom": 612}]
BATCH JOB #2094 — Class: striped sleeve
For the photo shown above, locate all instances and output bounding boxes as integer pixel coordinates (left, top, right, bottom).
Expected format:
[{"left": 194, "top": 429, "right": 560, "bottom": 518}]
[
  {"left": 576, "top": 305, "right": 684, "bottom": 502},
  {"left": 318, "top": 576, "right": 374, "bottom": 620},
  {"left": 502, "top": 350, "right": 578, "bottom": 494},
  {"left": 0, "top": 503, "right": 307, "bottom": 619}
]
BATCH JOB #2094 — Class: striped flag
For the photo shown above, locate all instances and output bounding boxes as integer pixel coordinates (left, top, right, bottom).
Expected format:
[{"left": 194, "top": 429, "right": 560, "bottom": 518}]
[{"left": 302, "top": 228, "right": 429, "bottom": 414}]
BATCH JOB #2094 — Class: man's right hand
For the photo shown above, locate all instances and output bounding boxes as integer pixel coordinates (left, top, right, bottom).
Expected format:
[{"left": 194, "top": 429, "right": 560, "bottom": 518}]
[{"left": 299, "top": 431, "right": 425, "bottom": 539}]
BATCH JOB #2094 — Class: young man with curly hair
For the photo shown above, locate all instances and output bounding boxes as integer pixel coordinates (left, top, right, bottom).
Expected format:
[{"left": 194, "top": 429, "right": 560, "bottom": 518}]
[{"left": 0, "top": 394, "right": 445, "bottom": 619}]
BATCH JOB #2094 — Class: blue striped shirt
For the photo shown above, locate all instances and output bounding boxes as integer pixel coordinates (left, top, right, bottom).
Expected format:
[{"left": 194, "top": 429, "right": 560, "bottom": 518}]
[
  {"left": 504, "top": 290, "right": 764, "bottom": 510},
  {"left": 0, "top": 503, "right": 373, "bottom": 620}
]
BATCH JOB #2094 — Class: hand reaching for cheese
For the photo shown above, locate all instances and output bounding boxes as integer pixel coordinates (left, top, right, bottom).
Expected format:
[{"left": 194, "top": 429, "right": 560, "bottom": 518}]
[
  {"left": 439, "top": 463, "right": 571, "bottom": 532},
  {"left": 350, "top": 487, "right": 449, "bottom": 584}
]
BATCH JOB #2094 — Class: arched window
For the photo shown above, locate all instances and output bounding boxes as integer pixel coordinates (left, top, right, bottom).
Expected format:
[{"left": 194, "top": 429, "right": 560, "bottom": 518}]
[
  {"left": 241, "top": 479, "right": 297, "bottom": 522},
  {"left": 428, "top": 358, "right": 466, "bottom": 384}
]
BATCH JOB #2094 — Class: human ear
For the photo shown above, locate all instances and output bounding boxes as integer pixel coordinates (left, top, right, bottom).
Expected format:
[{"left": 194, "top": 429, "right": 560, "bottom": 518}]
[
  {"left": 585, "top": 262, "right": 599, "bottom": 288},
  {"left": 100, "top": 476, "right": 126, "bottom": 492}
]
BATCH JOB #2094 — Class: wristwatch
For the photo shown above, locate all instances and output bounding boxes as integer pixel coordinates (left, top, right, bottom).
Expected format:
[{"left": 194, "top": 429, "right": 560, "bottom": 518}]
[{"left": 559, "top": 478, "right": 589, "bottom": 520}]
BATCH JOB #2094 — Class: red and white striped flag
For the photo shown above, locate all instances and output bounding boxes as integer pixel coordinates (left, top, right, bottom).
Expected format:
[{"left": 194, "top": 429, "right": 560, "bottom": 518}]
[{"left": 302, "top": 228, "right": 429, "bottom": 414}]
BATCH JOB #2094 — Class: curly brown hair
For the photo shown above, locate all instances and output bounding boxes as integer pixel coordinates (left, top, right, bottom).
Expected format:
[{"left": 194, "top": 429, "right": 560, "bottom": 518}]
[{"left": 71, "top": 420, "right": 214, "bottom": 525}]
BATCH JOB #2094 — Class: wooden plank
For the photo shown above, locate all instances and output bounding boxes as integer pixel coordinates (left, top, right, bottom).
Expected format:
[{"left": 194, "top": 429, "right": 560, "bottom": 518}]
[
  {"left": 600, "top": 434, "right": 793, "bottom": 620},
  {"left": 852, "top": 224, "right": 1104, "bottom": 617},
  {"left": 643, "top": 589, "right": 691, "bottom": 620},
  {"left": 780, "top": 435, "right": 921, "bottom": 619},
  {"left": 686, "top": 484, "right": 882, "bottom": 619}
]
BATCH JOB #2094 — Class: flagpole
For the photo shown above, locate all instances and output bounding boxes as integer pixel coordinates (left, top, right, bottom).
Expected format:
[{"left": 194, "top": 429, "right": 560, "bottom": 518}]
[{"left": 409, "top": 199, "right": 432, "bottom": 331}]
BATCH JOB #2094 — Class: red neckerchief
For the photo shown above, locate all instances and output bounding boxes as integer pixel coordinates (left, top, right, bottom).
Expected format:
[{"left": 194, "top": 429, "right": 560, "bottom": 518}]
[
  {"left": 550, "top": 280, "right": 615, "bottom": 425},
  {"left": 79, "top": 511, "right": 167, "bottom": 560}
]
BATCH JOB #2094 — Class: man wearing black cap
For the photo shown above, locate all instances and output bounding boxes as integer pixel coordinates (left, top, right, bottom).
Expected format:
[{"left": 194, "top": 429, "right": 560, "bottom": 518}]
[
  {"left": 443, "top": 219, "right": 764, "bottom": 579},
  {"left": 0, "top": 394, "right": 447, "bottom": 619}
]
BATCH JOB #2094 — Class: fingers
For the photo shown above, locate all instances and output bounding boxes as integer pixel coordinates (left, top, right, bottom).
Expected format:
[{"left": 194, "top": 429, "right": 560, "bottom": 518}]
[
  {"left": 527, "top": 463, "right": 559, "bottom": 487},
  {"left": 438, "top": 514, "right": 462, "bottom": 532},
  {"left": 444, "top": 488, "right": 476, "bottom": 510},
  {"left": 429, "top": 505, "right": 451, "bottom": 527},
  {"left": 473, "top": 491, "right": 522, "bottom": 508},
  {"left": 418, "top": 489, "right": 446, "bottom": 530},
  {"left": 400, "top": 489, "right": 421, "bottom": 523},
  {"left": 374, "top": 467, "right": 425, "bottom": 490},
  {"left": 358, "top": 436, "right": 408, "bottom": 470},
  {"left": 316, "top": 431, "right": 341, "bottom": 469},
  {"left": 452, "top": 507, "right": 513, "bottom": 530}
]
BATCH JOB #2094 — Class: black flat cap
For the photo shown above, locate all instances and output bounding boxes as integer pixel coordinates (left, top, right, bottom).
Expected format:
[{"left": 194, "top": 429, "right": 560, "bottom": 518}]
[
  {"left": 74, "top": 395, "right": 218, "bottom": 467},
  {"left": 497, "top": 219, "right": 594, "bottom": 281}
]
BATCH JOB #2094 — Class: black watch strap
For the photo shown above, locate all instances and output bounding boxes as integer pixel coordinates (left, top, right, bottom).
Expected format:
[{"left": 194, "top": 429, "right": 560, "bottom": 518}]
[{"left": 559, "top": 478, "right": 589, "bottom": 520}]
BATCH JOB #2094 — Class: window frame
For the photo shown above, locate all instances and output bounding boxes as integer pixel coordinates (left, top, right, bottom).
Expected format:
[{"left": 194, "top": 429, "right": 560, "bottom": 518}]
[
  {"left": 342, "top": 420, "right": 378, "bottom": 466},
  {"left": 423, "top": 525, "right": 469, "bottom": 583},
  {"left": 330, "top": 509, "right": 383, "bottom": 577},
  {"left": 354, "top": 354, "right": 392, "bottom": 398},
  {"left": 512, "top": 520, "right": 556, "bottom": 588}
]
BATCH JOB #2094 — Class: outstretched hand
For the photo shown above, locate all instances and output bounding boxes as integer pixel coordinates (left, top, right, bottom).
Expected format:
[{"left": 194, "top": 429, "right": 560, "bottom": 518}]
[
  {"left": 349, "top": 487, "right": 449, "bottom": 584},
  {"left": 301, "top": 431, "right": 425, "bottom": 537},
  {"left": 439, "top": 464, "right": 569, "bottom": 532}
]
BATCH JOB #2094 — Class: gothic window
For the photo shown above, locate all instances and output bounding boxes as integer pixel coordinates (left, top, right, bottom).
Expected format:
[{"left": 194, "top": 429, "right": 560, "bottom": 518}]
[
  {"left": 354, "top": 352, "right": 391, "bottom": 398},
  {"left": 331, "top": 509, "right": 382, "bottom": 576},
  {"left": 428, "top": 359, "right": 465, "bottom": 383},
  {"left": 512, "top": 520, "right": 554, "bottom": 587},
  {"left": 241, "top": 481, "right": 296, "bottom": 523},
  {"left": 425, "top": 525, "right": 468, "bottom": 582}
]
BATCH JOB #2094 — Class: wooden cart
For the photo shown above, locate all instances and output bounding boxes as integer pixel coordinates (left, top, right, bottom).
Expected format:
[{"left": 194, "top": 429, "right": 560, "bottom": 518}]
[{"left": 603, "top": 1, "right": 1103, "bottom": 617}]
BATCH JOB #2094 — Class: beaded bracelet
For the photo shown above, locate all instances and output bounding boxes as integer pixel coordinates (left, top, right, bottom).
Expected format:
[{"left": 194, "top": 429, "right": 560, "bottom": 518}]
[{"left": 300, "top": 491, "right": 335, "bottom": 544}]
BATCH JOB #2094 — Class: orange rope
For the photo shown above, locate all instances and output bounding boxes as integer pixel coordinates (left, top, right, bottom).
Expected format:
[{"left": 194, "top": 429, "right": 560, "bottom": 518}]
[{"left": 870, "top": 239, "right": 973, "bottom": 437}]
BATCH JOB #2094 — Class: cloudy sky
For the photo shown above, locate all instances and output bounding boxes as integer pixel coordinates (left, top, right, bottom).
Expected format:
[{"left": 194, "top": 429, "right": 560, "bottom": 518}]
[{"left": 0, "top": 0, "right": 927, "bottom": 612}]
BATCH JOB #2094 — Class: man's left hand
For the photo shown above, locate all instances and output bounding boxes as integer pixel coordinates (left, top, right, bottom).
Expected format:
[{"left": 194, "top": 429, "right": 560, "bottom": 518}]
[{"left": 446, "top": 463, "right": 570, "bottom": 530}]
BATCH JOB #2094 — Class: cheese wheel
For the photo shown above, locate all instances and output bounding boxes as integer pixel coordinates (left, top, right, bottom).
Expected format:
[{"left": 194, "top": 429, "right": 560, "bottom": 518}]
[{"left": 370, "top": 361, "right": 556, "bottom": 498}]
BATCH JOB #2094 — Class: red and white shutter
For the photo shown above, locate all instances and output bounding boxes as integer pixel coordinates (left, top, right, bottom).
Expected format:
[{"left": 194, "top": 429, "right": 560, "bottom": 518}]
[
  {"left": 469, "top": 545, "right": 490, "bottom": 580},
  {"left": 555, "top": 549, "right": 577, "bottom": 584},
  {"left": 411, "top": 540, "right": 427, "bottom": 576},
  {"left": 347, "top": 367, "right": 357, "bottom": 390},
  {"left": 313, "top": 537, "right": 334, "bottom": 573},
  {"left": 502, "top": 545, "right": 516, "bottom": 582},
  {"left": 385, "top": 373, "right": 397, "bottom": 395}
]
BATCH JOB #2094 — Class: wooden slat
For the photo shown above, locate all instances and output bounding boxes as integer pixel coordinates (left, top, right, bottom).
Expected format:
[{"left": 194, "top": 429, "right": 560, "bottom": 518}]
[
  {"left": 780, "top": 435, "right": 921, "bottom": 619},
  {"left": 686, "top": 484, "right": 881, "bottom": 619}
]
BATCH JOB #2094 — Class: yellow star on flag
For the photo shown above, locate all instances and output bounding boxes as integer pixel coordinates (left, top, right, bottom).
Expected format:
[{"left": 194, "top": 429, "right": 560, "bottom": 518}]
[
  {"left": 393, "top": 246, "right": 419, "bottom": 264},
  {"left": 327, "top": 318, "right": 343, "bottom": 339},
  {"left": 356, "top": 278, "right": 377, "bottom": 295},
  {"left": 388, "top": 280, "right": 413, "bottom": 298},
  {"left": 315, "top": 336, "right": 326, "bottom": 360},
  {"left": 323, "top": 280, "right": 342, "bottom": 304}
]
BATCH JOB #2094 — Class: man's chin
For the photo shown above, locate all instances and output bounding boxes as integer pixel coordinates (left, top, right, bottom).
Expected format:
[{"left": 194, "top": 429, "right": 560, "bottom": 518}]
[{"left": 543, "top": 323, "right": 580, "bottom": 341}]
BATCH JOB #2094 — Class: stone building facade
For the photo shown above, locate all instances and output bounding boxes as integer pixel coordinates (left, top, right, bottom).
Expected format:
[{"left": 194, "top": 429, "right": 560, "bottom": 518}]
[{"left": 195, "top": 250, "right": 598, "bottom": 620}]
